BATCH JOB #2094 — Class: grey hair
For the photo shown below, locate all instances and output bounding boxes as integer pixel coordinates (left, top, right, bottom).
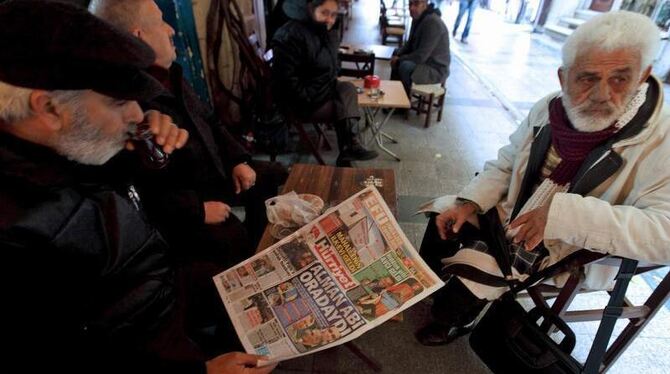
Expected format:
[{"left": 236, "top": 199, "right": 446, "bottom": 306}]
[
  {"left": 0, "top": 80, "right": 85, "bottom": 125},
  {"left": 562, "top": 10, "right": 660, "bottom": 70},
  {"left": 0, "top": 81, "right": 33, "bottom": 124},
  {"left": 88, "top": 0, "right": 145, "bottom": 30}
]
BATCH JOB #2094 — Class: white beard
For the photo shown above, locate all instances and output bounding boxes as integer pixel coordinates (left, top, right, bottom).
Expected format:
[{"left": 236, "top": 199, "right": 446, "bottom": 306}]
[
  {"left": 52, "top": 104, "right": 128, "bottom": 165},
  {"left": 561, "top": 89, "right": 637, "bottom": 133}
]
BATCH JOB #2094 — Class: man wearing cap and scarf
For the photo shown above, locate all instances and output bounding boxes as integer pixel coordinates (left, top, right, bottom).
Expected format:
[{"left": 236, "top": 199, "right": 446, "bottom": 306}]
[
  {"left": 390, "top": 0, "right": 450, "bottom": 97},
  {"left": 415, "top": 11, "right": 670, "bottom": 347},
  {"left": 89, "top": 0, "right": 288, "bottom": 265},
  {"left": 0, "top": 2, "right": 276, "bottom": 373}
]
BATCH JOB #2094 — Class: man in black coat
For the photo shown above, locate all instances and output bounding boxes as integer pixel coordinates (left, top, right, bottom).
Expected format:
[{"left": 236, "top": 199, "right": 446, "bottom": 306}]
[
  {"left": 90, "top": 0, "right": 288, "bottom": 264},
  {"left": 0, "top": 2, "right": 275, "bottom": 373}
]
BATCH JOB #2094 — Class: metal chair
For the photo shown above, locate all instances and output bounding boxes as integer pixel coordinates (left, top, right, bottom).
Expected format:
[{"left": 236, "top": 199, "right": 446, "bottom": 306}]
[{"left": 519, "top": 251, "right": 670, "bottom": 372}]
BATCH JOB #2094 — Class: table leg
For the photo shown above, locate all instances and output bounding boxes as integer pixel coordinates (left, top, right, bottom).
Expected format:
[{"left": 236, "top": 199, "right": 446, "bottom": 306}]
[{"left": 364, "top": 107, "right": 401, "bottom": 161}]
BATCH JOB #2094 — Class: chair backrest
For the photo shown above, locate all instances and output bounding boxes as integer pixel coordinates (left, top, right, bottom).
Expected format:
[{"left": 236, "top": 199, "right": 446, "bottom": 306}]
[{"left": 338, "top": 52, "right": 376, "bottom": 79}]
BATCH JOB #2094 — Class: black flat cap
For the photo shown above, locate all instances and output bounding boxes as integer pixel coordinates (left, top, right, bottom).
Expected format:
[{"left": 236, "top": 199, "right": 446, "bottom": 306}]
[{"left": 0, "top": 0, "right": 164, "bottom": 100}]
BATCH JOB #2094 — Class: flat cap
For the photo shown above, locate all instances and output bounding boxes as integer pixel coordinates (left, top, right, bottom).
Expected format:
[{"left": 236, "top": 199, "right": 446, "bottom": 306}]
[{"left": 0, "top": 0, "right": 164, "bottom": 100}]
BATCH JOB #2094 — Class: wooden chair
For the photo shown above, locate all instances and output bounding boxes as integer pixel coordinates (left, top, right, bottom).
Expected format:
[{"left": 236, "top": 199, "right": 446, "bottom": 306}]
[
  {"left": 518, "top": 251, "right": 670, "bottom": 372},
  {"left": 338, "top": 51, "right": 375, "bottom": 78},
  {"left": 380, "top": 14, "right": 405, "bottom": 46},
  {"left": 406, "top": 81, "right": 447, "bottom": 128},
  {"left": 379, "top": 1, "right": 405, "bottom": 46}
]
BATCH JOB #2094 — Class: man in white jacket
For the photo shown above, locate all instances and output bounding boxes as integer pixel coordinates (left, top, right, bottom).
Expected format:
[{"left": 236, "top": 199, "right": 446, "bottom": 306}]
[{"left": 416, "top": 10, "right": 670, "bottom": 346}]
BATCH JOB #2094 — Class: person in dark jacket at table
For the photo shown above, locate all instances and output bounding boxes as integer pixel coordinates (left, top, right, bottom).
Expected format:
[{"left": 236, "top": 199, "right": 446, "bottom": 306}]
[
  {"left": 271, "top": 0, "right": 378, "bottom": 166},
  {"left": 90, "top": 0, "right": 288, "bottom": 263},
  {"left": 0, "top": 2, "right": 275, "bottom": 373},
  {"left": 390, "top": 0, "right": 450, "bottom": 96}
]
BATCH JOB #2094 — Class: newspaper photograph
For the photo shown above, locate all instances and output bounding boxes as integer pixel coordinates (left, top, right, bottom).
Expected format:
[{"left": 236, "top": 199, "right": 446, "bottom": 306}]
[{"left": 213, "top": 186, "right": 445, "bottom": 361}]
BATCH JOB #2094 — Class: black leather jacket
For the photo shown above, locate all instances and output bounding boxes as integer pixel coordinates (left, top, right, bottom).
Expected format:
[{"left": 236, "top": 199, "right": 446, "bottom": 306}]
[{"left": 0, "top": 134, "right": 202, "bottom": 373}]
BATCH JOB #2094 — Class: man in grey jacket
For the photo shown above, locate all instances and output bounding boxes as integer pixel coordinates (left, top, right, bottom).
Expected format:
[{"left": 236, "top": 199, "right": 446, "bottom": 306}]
[{"left": 390, "top": 0, "right": 450, "bottom": 96}]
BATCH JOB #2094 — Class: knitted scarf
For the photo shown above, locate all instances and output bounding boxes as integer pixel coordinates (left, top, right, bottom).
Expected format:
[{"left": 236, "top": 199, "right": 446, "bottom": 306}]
[{"left": 547, "top": 98, "right": 618, "bottom": 185}]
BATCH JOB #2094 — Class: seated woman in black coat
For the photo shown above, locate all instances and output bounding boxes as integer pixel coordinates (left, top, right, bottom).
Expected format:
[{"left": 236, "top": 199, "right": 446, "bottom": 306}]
[{"left": 271, "top": 0, "right": 378, "bottom": 165}]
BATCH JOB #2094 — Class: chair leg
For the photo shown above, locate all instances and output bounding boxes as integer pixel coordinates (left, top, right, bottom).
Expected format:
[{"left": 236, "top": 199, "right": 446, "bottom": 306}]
[
  {"left": 425, "top": 93, "right": 434, "bottom": 128},
  {"left": 437, "top": 93, "right": 445, "bottom": 122},
  {"left": 313, "top": 123, "right": 333, "bottom": 151},
  {"left": 540, "top": 270, "right": 582, "bottom": 333},
  {"left": 602, "top": 270, "right": 670, "bottom": 371},
  {"left": 293, "top": 122, "right": 326, "bottom": 165}
]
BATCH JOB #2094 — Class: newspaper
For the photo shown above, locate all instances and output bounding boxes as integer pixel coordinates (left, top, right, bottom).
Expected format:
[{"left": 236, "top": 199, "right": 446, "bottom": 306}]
[{"left": 213, "top": 186, "right": 444, "bottom": 362}]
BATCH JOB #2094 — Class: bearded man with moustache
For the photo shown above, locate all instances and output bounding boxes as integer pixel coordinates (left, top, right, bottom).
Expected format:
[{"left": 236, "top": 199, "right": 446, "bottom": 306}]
[
  {"left": 0, "top": 2, "right": 276, "bottom": 373},
  {"left": 414, "top": 11, "right": 670, "bottom": 346}
]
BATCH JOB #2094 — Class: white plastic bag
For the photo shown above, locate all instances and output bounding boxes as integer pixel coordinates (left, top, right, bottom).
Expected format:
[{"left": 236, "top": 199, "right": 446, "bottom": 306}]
[{"left": 265, "top": 191, "right": 324, "bottom": 228}]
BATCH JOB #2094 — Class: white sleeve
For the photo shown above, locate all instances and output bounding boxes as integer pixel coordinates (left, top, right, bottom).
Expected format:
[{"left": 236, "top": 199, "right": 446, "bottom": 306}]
[
  {"left": 458, "top": 115, "right": 534, "bottom": 212},
  {"left": 546, "top": 162, "right": 670, "bottom": 265}
]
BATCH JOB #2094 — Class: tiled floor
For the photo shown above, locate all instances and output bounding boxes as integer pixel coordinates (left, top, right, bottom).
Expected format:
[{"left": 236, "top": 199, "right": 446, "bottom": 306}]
[{"left": 263, "top": 1, "right": 670, "bottom": 372}]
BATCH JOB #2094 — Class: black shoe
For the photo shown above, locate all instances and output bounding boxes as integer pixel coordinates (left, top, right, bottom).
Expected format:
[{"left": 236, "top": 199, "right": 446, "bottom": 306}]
[
  {"left": 452, "top": 29, "right": 457, "bottom": 37},
  {"left": 393, "top": 108, "right": 408, "bottom": 116},
  {"left": 340, "top": 143, "right": 378, "bottom": 161},
  {"left": 415, "top": 322, "right": 472, "bottom": 346},
  {"left": 336, "top": 156, "right": 352, "bottom": 167},
  {"left": 461, "top": 38, "right": 468, "bottom": 44}
]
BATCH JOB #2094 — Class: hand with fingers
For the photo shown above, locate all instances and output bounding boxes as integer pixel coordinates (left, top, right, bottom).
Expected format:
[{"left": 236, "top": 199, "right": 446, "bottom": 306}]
[
  {"left": 206, "top": 352, "right": 278, "bottom": 374},
  {"left": 508, "top": 203, "right": 551, "bottom": 251},
  {"left": 125, "top": 110, "right": 189, "bottom": 154},
  {"left": 204, "top": 201, "right": 231, "bottom": 224},
  {"left": 435, "top": 199, "right": 479, "bottom": 240},
  {"left": 232, "top": 162, "right": 257, "bottom": 194}
]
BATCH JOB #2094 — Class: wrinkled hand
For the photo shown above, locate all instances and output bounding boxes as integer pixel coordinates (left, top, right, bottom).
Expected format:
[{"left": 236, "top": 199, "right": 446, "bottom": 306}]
[
  {"left": 508, "top": 203, "right": 551, "bottom": 251},
  {"left": 206, "top": 352, "right": 277, "bottom": 374},
  {"left": 232, "top": 163, "right": 257, "bottom": 194},
  {"left": 204, "top": 201, "right": 231, "bottom": 224},
  {"left": 435, "top": 201, "right": 478, "bottom": 240},
  {"left": 125, "top": 110, "right": 189, "bottom": 154}
]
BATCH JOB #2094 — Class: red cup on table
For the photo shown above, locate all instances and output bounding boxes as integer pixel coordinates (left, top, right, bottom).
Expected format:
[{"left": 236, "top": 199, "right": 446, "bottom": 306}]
[{"left": 364, "top": 75, "right": 381, "bottom": 99}]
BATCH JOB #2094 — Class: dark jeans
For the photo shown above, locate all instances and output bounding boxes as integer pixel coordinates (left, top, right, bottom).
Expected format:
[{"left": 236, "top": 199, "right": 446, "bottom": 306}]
[
  {"left": 454, "top": 0, "right": 477, "bottom": 39},
  {"left": 419, "top": 214, "right": 488, "bottom": 327},
  {"left": 390, "top": 59, "right": 417, "bottom": 96}
]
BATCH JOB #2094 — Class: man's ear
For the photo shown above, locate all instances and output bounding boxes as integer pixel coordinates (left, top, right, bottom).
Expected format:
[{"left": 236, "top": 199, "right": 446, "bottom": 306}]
[
  {"left": 639, "top": 65, "right": 652, "bottom": 84},
  {"left": 131, "top": 27, "right": 142, "bottom": 39},
  {"left": 557, "top": 67, "right": 565, "bottom": 90},
  {"left": 29, "top": 91, "right": 63, "bottom": 131}
]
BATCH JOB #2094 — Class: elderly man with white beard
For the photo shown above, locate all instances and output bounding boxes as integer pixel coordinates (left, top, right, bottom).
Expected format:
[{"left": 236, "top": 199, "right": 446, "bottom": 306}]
[{"left": 415, "top": 10, "right": 670, "bottom": 346}]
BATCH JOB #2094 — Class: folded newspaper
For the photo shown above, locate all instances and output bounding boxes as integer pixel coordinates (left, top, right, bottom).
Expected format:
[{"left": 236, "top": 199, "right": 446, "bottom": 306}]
[{"left": 213, "top": 186, "right": 444, "bottom": 362}]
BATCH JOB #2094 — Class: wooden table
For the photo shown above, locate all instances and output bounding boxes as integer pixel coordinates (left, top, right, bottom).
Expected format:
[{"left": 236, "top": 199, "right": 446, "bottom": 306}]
[
  {"left": 339, "top": 44, "right": 396, "bottom": 60},
  {"left": 347, "top": 79, "right": 410, "bottom": 161},
  {"left": 256, "top": 164, "right": 397, "bottom": 252}
]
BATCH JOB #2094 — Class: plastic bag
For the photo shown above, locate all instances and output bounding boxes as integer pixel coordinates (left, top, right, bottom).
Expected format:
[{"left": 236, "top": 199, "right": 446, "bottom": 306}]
[{"left": 265, "top": 191, "right": 324, "bottom": 228}]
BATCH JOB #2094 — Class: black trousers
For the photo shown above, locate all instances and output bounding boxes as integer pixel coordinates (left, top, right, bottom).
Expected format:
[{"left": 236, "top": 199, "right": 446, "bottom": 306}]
[
  {"left": 302, "top": 81, "right": 361, "bottom": 151},
  {"left": 144, "top": 260, "right": 244, "bottom": 372},
  {"left": 223, "top": 160, "right": 288, "bottom": 247},
  {"left": 177, "top": 160, "right": 287, "bottom": 268},
  {"left": 419, "top": 214, "right": 488, "bottom": 327}
]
